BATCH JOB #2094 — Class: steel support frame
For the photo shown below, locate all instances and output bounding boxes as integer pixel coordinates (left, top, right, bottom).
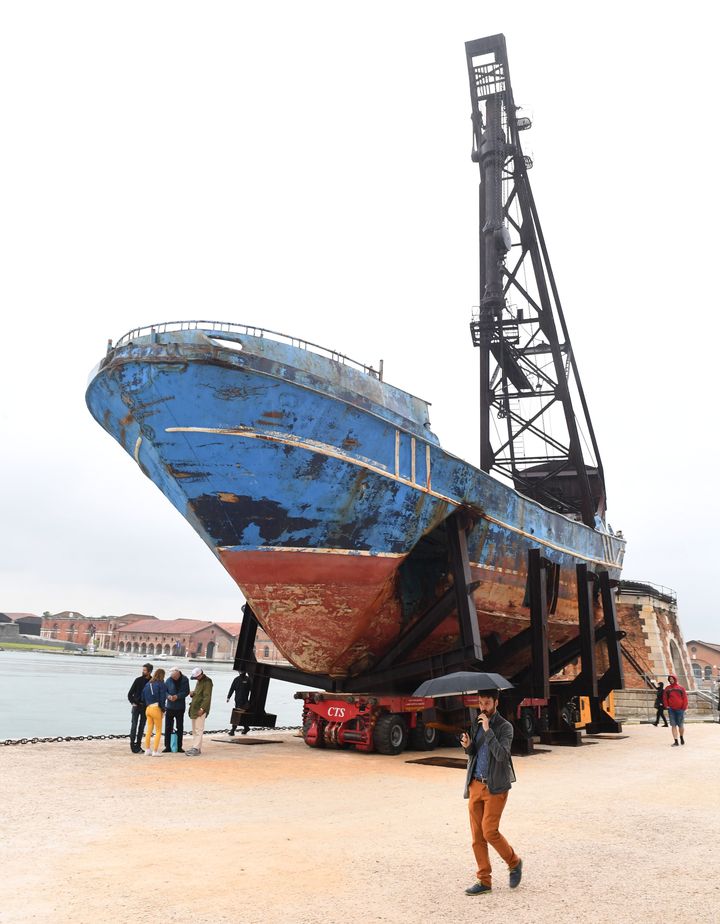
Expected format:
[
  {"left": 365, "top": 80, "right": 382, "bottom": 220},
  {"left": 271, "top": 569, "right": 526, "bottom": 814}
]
[
  {"left": 585, "top": 572, "right": 625, "bottom": 733},
  {"left": 232, "top": 604, "right": 280, "bottom": 729}
]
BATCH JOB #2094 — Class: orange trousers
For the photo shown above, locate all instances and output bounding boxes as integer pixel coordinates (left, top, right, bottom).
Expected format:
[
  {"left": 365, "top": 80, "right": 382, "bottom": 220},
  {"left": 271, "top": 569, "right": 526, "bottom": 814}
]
[{"left": 468, "top": 779, "right": 520, "bottom": 886}]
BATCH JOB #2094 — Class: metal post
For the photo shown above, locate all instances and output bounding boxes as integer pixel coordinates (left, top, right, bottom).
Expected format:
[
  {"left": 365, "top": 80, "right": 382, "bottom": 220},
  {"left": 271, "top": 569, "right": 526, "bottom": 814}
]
[
  {"left": 447, "top": 514, "right": 483, "bottom": 661},
  {"left": 528, "top": 549, "right": 550, "bottom": 700},
  {"left": 599, "top": 571, "right": 624, "bottom": 692},
  {"left": 576, "top": 564, "right": 598, "bottom": 698},
  {"left": 585, "top": 571, "right": 624, "bottom": 733}
]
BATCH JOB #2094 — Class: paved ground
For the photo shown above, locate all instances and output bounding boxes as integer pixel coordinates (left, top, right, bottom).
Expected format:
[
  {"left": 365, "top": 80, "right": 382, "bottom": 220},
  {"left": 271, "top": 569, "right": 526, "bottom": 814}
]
[{"left": 2, "top": 723, "right": 718, "bottom": 924}]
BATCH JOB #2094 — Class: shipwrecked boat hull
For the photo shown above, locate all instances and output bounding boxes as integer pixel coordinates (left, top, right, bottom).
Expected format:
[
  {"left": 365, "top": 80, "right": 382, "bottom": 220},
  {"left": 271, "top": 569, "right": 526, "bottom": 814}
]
[{"left": 86, "top": 325, "right": 625, "bottom": 678}]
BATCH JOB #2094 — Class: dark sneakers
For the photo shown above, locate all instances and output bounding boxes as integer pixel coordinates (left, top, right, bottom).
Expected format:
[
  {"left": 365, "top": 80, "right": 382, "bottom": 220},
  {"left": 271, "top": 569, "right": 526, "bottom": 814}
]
[
  {"left": 465, "top": 882, "right": 492, "bottom": 895},
  {"left": 509, "top": 859, "right": 523, "bottom": 889},
  {"left": 680, "top": 735, "right": 685, "bottom": 745},
  {"left": 672, "top": 740, "right": 679, "bottom": 746}
]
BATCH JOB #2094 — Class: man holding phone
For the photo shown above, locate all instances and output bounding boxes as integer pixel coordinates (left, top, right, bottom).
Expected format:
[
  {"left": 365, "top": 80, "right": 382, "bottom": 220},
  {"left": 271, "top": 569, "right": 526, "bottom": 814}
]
[{"left": 460, "top": 689, "right": 522, "bottom": 895}]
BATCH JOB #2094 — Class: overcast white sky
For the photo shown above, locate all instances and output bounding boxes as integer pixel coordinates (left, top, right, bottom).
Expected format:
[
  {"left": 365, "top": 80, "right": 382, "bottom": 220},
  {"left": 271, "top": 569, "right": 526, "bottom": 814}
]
[{"left": 1, "top": 2, "right": 717, "bottom": 643}]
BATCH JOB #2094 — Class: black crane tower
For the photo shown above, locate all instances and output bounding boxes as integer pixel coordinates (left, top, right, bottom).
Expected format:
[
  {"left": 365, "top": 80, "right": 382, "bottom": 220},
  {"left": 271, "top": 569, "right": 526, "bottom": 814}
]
[{"left": 466, "top": 35, "right": 605, "bottom": 528}]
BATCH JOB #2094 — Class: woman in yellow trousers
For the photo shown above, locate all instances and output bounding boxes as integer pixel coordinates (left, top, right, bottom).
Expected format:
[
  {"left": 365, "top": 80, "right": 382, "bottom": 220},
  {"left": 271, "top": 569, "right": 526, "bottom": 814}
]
[{"left": 142, "top": 668, "right": 167, "bottom": 755}]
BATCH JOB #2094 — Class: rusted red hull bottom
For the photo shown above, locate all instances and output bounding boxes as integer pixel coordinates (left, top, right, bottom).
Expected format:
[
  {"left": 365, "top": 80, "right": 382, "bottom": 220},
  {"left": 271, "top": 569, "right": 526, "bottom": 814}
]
[
  {"left": 219, "top": 549, "right": 405, "bottom": 676},
  {"left": 220, "top": 548, "right": 598, "bottom": 678}
]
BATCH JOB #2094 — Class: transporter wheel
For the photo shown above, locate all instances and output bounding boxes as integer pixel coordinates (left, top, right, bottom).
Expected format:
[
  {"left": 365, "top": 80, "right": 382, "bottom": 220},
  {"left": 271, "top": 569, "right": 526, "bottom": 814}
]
[
  {"left": 560, "top": 701, "right": 580, "bottom": 728},
  {"left": 373, "top": 713, "right": 408, "bottom": 755},
  {"left": 408, "top": 721, "right": 438, "bottom": 751},
  {"left": 518, "top": 708, "right": 536, "bottom": 739},
  {"left": 303, "top": 716, "right": 325, "bottom": 748}
]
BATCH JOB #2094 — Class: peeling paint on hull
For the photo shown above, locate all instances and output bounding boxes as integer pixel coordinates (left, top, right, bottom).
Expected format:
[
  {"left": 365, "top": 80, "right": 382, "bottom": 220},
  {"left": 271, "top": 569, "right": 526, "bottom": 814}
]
[{"left": 86, "top": 327, "right": 625, "bottom": 678}]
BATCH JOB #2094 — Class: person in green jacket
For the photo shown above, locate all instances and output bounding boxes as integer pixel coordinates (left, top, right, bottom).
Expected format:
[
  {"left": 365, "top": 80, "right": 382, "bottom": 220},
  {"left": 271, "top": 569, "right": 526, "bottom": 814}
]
[{"left": 187, "top": 667, "right": 213, "bottom": 756}]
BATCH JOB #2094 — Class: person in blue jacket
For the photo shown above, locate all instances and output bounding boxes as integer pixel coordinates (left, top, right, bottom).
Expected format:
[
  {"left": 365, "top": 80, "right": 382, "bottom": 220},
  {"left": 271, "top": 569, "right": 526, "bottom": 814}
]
[
  {"left": 163, "top": 667, "right": 190, "bottom": 752},
  {"left": 142, "top": 668, "right": 167, "bottom": 755}
]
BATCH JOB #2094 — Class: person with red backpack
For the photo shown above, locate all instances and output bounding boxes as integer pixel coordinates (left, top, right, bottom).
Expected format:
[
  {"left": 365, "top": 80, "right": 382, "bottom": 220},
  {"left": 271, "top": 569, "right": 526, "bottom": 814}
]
[{"left": 662, "top": 674, "right": 688, "bottom": 746}]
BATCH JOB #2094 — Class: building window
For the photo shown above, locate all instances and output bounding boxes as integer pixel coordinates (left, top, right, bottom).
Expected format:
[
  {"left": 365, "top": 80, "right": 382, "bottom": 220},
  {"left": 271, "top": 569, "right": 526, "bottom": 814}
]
[
  {"left": 704, "top": 666, "right": 712, "bottom": 680},
  {"left": 692, "top": 663, "right": 702, "bottom": 680},
  {"left": 263, "top": 646, "right": 270, "bottom": 658}
]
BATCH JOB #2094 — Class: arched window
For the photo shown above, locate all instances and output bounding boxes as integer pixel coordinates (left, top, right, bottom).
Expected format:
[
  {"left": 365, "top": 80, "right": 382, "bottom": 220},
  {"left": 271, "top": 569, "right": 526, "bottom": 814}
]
[
  {"left": 196, "top": 643, "right": 203, "bottom": 656},
  {"left": 693, "top": 663, "right": 702, "bottom": 679},
  {"left": 164, "top": 644, "right": 171, "bottom": 655},
  {"left": 704, "top": 665, "right": 712, "bottom": 680},
  {"left": 147, "top": 644, "right": 155, "bottom": 655},
  {"left": 263, "top": 646, "right": 270, "bottom": 658}
]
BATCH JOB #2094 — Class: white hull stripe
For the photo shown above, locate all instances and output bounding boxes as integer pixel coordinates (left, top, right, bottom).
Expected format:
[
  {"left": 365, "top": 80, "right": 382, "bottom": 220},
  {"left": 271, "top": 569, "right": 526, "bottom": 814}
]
[
  {"left": 168, "top": 425, "right": 623, "bottom": 570},
  {"left": 218, "top": 545, "right": 405, "bottom": 558}
]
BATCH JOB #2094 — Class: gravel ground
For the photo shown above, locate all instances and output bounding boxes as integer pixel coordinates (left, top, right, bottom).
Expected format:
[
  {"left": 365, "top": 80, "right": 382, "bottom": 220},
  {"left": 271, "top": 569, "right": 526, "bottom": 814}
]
[{"left": 1, "top": 723, "right": 718, "bottom": 924}]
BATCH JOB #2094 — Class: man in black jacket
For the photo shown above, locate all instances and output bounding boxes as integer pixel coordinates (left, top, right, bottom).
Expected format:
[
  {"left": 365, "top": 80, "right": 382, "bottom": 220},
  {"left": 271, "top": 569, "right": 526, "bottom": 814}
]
[
  {"left": 164, "top": 667, "right": 190, "bottom": 752},
  {"left": 460, "top": 689, "right": 522, "bottom": 895},
  {"left": 227, "top": 670, "right": 252, "bottom": 735},
  {"left": 127, "top": 663, "right": 153, "bottom": 753}
]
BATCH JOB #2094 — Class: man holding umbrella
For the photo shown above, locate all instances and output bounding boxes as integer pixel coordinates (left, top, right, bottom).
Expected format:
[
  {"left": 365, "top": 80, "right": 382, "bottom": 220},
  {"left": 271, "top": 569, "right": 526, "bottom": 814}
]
[{"left": 460, "top": 688, "right": 522, "bottom": 895}]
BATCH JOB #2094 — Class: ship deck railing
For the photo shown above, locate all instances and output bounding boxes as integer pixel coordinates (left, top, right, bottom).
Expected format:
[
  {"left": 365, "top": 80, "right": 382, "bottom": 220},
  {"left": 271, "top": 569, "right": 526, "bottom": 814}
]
[{"left": 113, "top": 319, "right": 383, "bottom": 380}]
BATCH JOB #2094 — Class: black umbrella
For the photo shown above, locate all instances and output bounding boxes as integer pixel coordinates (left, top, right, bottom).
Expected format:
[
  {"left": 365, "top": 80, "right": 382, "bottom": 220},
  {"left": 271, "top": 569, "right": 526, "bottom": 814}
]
[{"left": 413, "top": 671, "right": 513, "bottom": 698}]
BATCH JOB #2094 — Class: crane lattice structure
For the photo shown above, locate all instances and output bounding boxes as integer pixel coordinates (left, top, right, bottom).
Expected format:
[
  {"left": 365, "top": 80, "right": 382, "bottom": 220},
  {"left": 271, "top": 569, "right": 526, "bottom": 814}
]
[{"left": 466, "top": 35, "right": 605, "bottom": 528}]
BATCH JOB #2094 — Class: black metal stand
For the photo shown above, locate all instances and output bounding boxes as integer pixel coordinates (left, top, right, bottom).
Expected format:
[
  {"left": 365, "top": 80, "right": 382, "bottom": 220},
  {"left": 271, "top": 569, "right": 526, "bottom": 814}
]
[
  {"left": 585, "top": 572, "right": 624, "bottom": 734},
  {"left": 232, "top": 605, "right": 278, "bottom": 730}
]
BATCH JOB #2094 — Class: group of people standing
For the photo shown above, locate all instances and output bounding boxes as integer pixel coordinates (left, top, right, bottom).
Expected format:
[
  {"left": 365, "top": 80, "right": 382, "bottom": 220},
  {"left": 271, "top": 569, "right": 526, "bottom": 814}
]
[{"left": 127, "top": 663, "right": 213, "bottom": 756}]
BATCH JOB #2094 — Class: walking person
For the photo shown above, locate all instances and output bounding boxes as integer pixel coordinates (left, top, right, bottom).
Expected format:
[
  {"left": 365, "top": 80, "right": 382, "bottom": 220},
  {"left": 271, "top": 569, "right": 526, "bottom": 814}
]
[
  {"left": 652, "top": 682, "right": 669, "bottom": 727},
  {"left": 460, "top": 689, "right": 522, "bottom": 895},
  {"left": 163, "top": 667, "right": 189, "bottom": 753},
  {"left": 187, "top": 667, "right": 213, "bottom": 756},
  {"left": 227, "top": 669, "right": 252, "bottom": 736},
  {"left": 662, "top": 673, "right": 688, "bottom": 746},
  {"left": 142, "top": 668, "right": 167, "bottom": 756},
  {"left": 127, "top": 662, "right": 153, "bottom": 753}
]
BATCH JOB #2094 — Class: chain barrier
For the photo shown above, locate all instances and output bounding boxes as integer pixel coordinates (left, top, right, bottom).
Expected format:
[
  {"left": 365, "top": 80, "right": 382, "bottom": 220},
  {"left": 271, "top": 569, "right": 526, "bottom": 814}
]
[{"left": 2, "top": 727, "right": 302, "bottom": 747}]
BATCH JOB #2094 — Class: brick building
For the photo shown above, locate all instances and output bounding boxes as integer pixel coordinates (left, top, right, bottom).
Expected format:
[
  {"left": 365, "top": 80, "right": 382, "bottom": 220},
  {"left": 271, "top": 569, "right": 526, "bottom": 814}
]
[
  {"left": 115, "top": 618, "right": 239, "bottom": 660},
  {"left": 686, "top": 639, "right": 720, "bottom": 689},
  {"left": 614, "top": 581, "right": 694, "bottom": 690},
  {"left": 34, "top": 609, "right": 286, "bottom": 663},
  {"left": 40, "top": 612, "right": 156, "bottom": 650}
]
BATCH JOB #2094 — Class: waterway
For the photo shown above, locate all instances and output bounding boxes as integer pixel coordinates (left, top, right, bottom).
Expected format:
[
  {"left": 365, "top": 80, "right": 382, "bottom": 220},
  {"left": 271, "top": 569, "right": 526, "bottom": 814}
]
[{"left": 0, "top": 650, "right": 311, "bottom": 740}]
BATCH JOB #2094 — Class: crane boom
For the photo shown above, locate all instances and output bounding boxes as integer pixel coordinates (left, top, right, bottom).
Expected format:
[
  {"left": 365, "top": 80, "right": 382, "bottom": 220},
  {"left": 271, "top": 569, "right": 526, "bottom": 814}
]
[{"left": 466, "top": 34, "right": 605, "bottom": 527}]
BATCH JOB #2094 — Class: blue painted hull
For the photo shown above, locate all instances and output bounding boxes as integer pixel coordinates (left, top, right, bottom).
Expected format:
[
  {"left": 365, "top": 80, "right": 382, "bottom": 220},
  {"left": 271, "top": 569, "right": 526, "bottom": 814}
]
[{"left": 86, "top": 325, "right": 625, "bottom": 677}]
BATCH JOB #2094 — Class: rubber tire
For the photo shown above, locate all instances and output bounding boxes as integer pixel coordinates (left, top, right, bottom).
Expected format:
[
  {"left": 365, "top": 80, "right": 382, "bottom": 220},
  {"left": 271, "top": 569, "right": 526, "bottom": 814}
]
[
  {"left": 373, "top": 713, "right": 408, "bottom": 755},
  {"left": 518, "top": 708, "right": 535, "bottom": 739},
  {"left": 303, "top": 717, "right": 324, "bottom": 748},
  {"left": 408, "top": 721, "right": 438, "bottom": 751}
]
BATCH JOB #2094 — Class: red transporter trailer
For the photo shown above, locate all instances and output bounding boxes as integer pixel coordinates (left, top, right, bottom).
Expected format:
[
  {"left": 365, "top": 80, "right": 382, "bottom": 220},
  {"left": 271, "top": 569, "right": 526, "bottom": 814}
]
[
  {"left": 296, "top": 692, "right": 442, "bottom": 755},
  {"left": 295, "top": 690, "right": 613, "bottom": 756}
]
